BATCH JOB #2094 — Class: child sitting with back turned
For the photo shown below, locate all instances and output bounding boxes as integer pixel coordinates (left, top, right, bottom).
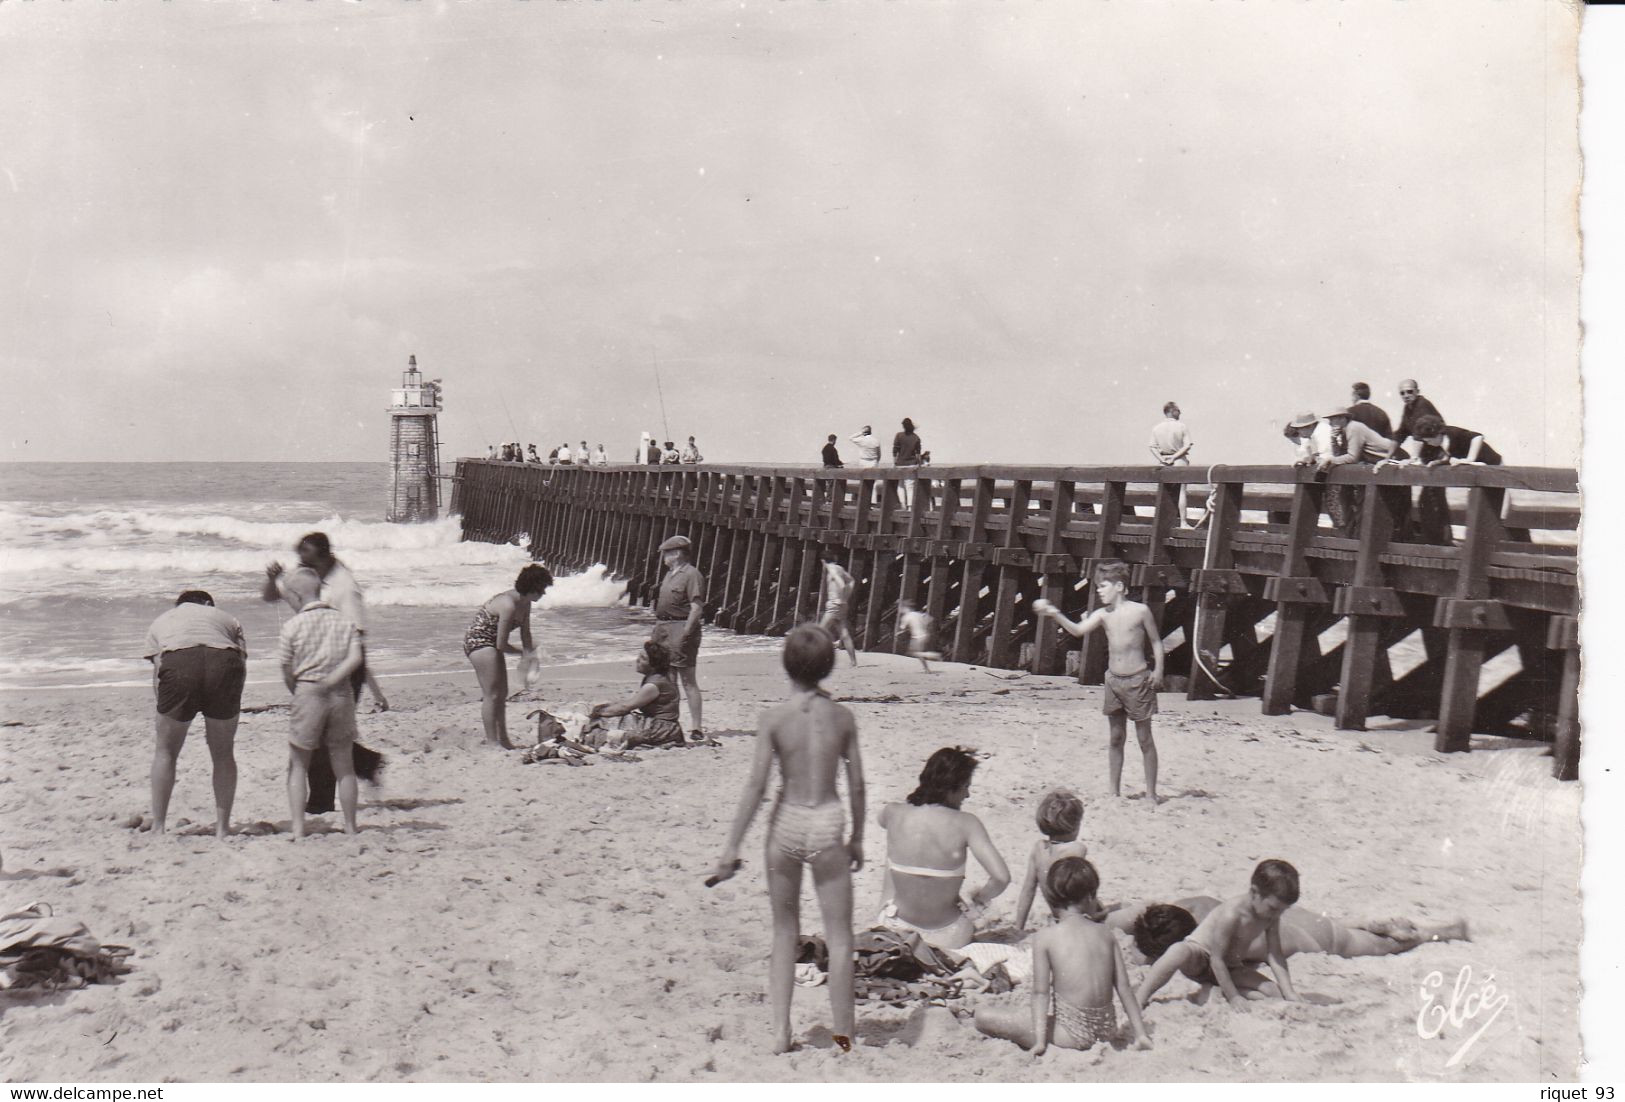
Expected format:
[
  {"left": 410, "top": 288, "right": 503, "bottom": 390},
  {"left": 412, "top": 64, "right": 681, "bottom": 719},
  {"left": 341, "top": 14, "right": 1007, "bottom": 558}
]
[
  {"left": 1033, "top": 560, "right": 1165, "bottom": 805},
  {"left": 711, "top": 624, "right": 866, "bottom": 1055},
  {"left": 1014, "top": 789, "right": 1090, "bottom": 930},
  {"left": 975, "top": 858, "right": 1152, "bottom": 1054},
  {"left": 1135, "top": 858, "right": 1305, "bottom": 1009}
]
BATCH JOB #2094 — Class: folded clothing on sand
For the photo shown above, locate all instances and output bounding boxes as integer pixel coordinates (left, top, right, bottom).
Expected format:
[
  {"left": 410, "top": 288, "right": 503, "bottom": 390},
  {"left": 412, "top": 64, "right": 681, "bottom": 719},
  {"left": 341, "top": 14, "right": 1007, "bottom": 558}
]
[{"left": 1, "top": 903, "right": 133, "bottom": 991}]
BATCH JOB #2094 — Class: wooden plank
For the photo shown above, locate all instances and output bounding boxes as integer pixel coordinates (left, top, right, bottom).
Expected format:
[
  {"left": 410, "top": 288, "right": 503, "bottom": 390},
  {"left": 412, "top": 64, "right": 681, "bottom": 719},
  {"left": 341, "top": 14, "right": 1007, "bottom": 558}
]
[
  {"left": 1189, "top": 480, "right": 1243, "bottom": 701},
  {"left": 1263, "top": 482, "right": 1326, "bottom": 714},
  {"left": 1434, "top": 485, "right": 1508, "bottom": 752},
  {"left": 953, "top": 477, "right": 996, "bottom": 661}
]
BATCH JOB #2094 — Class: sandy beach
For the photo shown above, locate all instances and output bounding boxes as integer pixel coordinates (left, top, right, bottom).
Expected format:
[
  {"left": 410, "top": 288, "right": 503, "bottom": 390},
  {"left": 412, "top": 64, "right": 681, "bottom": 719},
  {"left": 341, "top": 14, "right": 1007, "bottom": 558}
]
[{"left": 0, "top": 651, "right": 1579, "bottom": 1082}]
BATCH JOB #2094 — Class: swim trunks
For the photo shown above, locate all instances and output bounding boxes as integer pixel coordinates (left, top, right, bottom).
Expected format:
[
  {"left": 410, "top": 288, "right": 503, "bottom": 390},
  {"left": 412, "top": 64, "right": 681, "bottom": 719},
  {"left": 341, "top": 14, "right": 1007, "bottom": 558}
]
[
  {"left": 1102, "top": 668, "right": 1158, "bottom": 721},
  {"left": 1053, "top": 999, "right": 1116, "bottom": 1048},
  {"left": 768, "top": 799, "right": 846, "bottom": 865},
  {"left": 155, "top": 645, "right": 246, "bottom": 722},
  {"left": 288, "top": 682, "right": 358, "bottom": 753},
  {"left": 464, "top": 605, "right": 500, "bottom": 657}
]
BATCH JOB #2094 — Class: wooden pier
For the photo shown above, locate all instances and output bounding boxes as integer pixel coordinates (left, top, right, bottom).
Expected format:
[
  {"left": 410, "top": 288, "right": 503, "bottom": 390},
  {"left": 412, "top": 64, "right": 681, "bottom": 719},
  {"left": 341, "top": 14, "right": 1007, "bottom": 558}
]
[{"left": 451, "top": 460, "right": 1581, "bottom": 778}]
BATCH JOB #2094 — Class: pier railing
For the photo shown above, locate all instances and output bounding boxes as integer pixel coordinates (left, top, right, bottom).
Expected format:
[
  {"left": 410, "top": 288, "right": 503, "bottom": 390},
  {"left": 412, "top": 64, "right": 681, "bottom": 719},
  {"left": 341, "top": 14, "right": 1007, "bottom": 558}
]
[{"left": 450, "top": 460, "right": 1581, "bottom": 778}]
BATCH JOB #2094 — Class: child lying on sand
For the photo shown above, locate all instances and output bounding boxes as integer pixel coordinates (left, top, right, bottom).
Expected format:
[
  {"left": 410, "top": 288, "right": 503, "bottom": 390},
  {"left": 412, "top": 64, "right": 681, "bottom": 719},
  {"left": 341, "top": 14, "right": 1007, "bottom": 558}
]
[
  {"left": 1134, "top": 859, "right": 1304, "bottom": 1008},
  {"left": 975, "top": 858, "right": 1151, "bottom": 1054}
]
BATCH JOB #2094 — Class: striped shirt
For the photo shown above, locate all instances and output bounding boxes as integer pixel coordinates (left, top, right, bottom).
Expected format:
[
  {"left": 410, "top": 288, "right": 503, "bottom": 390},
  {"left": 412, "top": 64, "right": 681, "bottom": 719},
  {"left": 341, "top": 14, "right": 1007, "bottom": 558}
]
[{"left": 276, "top": 601, "right": 359, "bottom": 684}]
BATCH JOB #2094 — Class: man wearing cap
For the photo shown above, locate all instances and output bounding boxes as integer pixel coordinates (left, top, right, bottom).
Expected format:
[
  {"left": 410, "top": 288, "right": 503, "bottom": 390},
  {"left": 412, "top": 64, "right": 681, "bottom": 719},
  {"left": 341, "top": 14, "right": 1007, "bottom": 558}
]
[
  {"left": 144, "top": 590, "right": 247, "bottom": 839},
  {"left": 652, "top": 534, "right": 707, "bottom": 742},
  {"left": 1308, "top": 405, "right": 1394, "bottom": 536},
  {"left": 1284, "top": 411, "right": 1320, "bottom": 465}
]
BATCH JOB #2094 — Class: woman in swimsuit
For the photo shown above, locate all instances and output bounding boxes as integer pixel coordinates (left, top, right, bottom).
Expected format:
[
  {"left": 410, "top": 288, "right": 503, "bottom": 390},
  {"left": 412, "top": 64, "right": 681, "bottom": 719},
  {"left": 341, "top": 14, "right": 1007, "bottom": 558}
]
[
  {"left": 1102, "top": 897, "right": 1469, "bottom": 1001},
  {"left": 588, "top": 640, "right": 686, "bottom": 748},
  {"left": 876, "top": 747, "right": 1010, "bottom": 951},
  {"left": 711, "top": 625, "right": 866, "bottom": 1054},
  {"left": 464, "top": 564, "right": 553, "bottom": 750}
]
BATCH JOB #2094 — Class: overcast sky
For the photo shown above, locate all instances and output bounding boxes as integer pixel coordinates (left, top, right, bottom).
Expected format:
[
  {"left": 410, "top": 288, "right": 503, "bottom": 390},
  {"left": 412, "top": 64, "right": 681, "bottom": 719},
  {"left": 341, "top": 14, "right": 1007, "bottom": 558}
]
[{"left": 0, "top": 0, "right": 1581, "bottom": 467}]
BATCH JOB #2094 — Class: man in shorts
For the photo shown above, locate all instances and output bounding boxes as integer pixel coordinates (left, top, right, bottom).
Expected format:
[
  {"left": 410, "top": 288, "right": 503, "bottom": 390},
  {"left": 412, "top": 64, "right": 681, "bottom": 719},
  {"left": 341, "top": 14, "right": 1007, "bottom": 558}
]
[
  {"left": 276, "top": 567, "right": 364, "bottom": 838},
  {"left": 652, "top": 534, "right": 707, "bottom": 742},
  {"left": 143, "top": 590, "right": 247, "bottom": 838}
]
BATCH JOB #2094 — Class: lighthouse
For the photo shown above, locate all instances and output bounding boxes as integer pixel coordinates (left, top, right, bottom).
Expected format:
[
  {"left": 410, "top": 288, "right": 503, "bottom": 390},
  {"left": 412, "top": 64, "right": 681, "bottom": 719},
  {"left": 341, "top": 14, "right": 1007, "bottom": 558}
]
[{"left": 387, "top": 355, "right": 443, "bottom": 522}]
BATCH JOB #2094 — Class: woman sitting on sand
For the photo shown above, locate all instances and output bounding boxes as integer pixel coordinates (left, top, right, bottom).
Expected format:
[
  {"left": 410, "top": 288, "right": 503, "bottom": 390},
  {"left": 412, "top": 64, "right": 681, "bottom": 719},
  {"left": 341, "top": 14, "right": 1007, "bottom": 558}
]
[
  {"left": 1102, "top": 897, "right": 1468, "bottom": 1001},
  {"left": 465, "top": 563, "right": 553, "bottom": 750},
  {"left": 587, "top": 640, "right": 686, "bottom": 749},
  {"left": 875, "top": 747, "right": 1010, "bottom": 950}
]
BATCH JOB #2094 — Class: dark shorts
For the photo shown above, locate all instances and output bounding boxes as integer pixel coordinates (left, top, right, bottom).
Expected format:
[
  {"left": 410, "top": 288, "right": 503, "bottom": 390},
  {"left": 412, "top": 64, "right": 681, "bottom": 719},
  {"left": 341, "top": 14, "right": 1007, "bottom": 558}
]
[
  {"left": 651, "top": 620, "right": 701, "bottom": 671},
  {"left": 155, "top": 646, "right": 246, "bottom": 722},
  {"left": 1102, "top": 668, "right": 1158, "bottom": 721}
]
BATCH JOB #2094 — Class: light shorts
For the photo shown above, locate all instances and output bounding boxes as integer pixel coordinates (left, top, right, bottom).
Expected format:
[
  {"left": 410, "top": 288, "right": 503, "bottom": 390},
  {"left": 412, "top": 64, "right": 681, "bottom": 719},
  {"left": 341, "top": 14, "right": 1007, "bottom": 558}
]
[{"left": 289, "top": 682, "right": 358, "bottom": 753}]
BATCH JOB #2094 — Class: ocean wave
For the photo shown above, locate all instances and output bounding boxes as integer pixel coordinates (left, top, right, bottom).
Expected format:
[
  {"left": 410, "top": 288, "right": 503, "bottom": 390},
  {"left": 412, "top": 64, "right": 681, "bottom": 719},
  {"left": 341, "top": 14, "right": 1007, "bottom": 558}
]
[
  {"left": 0, "top": 507, "right": 474, "bottom": 552},
  {"left": 0, "top": 533, "right": 535, "bottom": 582},
  {"left": 367, "top": 564, "right": 630, "bottom": 609}
]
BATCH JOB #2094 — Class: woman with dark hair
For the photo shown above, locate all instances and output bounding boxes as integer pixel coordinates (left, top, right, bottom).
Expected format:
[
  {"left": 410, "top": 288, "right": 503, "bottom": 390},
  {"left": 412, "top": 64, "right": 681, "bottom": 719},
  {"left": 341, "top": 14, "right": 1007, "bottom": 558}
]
[
  {"left": 464, "top": 563, "right": 554, "bottom": 749},
  {"left": 1101, "top": 897, "right": 1468, "bottom": 1002},
  {"left": 874, "top": 747, "right": 1010, "bottom": 950},
  {"left": 588, "top": 640, "right": 686, "bottom": 748},
  {"left": 1379, "top": 412, "right": 1504, "bottom": 545},
  {"left": 891, "top": 418, "right": 924, "bottom": 509}
]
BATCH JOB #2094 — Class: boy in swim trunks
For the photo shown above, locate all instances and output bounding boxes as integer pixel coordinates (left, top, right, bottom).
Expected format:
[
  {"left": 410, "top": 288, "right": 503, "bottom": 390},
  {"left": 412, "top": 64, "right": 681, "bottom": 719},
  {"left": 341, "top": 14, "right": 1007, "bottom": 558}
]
[
  {"left": 975, "top": 858, "right": 1152, "bottom": 1054},
  {"left": 896, "top": 599, "right": 940, "bottom": 672},
  {"left": 711, "top": 625, "right": 866, "bottom": 1054},
  {"left": 1033, "top": 560, "right": 1165, "bottom": 804},
  {"left": 818, "top": 558, "right": 859, "bottom": 667},
  {"left": 1135, "top": 859, "right": 1305, "bottom": 1009},
  {"left": 1014, "top": 789, "right": 1089, "bottom": 929}
]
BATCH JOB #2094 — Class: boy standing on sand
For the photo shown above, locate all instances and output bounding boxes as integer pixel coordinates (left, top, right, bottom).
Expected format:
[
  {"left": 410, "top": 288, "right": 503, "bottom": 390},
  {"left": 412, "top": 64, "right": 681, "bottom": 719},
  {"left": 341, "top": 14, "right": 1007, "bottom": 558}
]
[
  {"left": 1033, "top": 561, "right": 1165, "bottom": 804},
  {"left": 1135, "top": 859, "right": 1305, "bottom": 1008},
  {"left": 711, "top": 625, "right": 866, "bottom": 1055},
  {"left": 276, "top": 567, "right": 364, "bottom": 839}
]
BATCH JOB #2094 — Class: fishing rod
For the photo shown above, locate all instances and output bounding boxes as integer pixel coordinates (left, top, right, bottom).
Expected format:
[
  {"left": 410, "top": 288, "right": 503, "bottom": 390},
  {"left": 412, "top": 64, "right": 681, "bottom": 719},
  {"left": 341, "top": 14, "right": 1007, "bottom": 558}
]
[{"left": 652, "top": 349, "right": 672, "bottom": 442}]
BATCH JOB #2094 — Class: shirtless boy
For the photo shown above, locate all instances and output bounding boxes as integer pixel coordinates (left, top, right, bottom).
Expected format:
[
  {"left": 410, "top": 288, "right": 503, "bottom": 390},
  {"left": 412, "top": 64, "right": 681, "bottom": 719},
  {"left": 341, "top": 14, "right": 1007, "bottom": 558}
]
[
  {"left": 1135, "top": 859, "right": 1304, "bottom": 1008},
  {"left": 975, "top": 858, "right": 1152, "bottom": 1054},
  {"left": 1033, "top": 560, "right": 1165, "bottom": 803},
  {"left": 711, "top": 624, "right": 867, "bottom": 1055},
  {"left": 1014, "top": 789, "right": 1089, "bottom": 929},
  {"left": 818, "top": 558, "right": 859, "bottom": 667}
]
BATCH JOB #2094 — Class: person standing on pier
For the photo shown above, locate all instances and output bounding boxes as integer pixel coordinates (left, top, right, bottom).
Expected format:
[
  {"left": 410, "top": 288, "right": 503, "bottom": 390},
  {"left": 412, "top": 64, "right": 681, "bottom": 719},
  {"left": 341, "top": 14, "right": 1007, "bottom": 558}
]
[
  {"left": 892, "top": 418, "right": 923, "bottom": 509},
  {"left": 653, "top": 534, "right": 707, "bottom": 743},
  {"left": 822, "top": 434, "right": 844, "bottom": 468},
  {"left": 681, "top": 436, "right": 703, "bottom": 464},
  {"left": 592, "top": 443, "right": 609, "bottom": 466},
  {"left": 1309, "top": 407, "right": 1394, "bottom": 537},
  {"left": 1346, "top": 383, "right": 1392, "bottom": 439},
  {"left": 1148, "top": 401, "right": 1195, "bottom": 526},
  {"left": 1390, "top": 379, "right": 1443, "bottom": 448}
]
